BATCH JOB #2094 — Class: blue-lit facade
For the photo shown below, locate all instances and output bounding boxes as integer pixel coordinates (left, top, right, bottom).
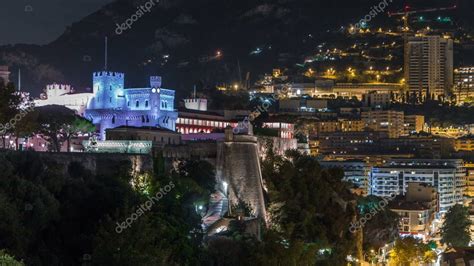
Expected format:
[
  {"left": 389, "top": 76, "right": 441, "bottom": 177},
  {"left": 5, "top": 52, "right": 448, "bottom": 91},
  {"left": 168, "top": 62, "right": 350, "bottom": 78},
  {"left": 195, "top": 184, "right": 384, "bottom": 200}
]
[{"left": 85, "top": 71, "right": 177, "bottom": 139}]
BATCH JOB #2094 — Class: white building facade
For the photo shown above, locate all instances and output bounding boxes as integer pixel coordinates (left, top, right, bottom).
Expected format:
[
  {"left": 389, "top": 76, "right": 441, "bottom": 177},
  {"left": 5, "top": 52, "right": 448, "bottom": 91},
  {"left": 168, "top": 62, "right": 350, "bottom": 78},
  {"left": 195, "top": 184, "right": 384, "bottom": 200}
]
[{"left": 370, "top": 159, "right": 465, "bottom": 214}]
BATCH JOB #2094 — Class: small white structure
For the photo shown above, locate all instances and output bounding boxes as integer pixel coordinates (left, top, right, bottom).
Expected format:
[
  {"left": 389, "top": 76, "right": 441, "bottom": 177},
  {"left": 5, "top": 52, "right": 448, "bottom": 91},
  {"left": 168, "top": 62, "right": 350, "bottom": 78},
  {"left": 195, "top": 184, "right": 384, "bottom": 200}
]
[
  {"left": 184, "top": 98, "right": 208, "bottom": 111},
  {"left": 34, "top": 83, "right": 93, "bottom": 116},
  {"left": 0, "top": 66, "right": 10, "bottom": 84}
]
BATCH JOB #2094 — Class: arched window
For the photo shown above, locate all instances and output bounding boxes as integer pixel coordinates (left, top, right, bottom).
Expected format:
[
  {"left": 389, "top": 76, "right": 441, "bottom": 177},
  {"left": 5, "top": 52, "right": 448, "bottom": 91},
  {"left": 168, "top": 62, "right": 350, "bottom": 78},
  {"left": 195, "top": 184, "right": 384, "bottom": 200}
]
[
  {"left": 145, "top": 100, "right": 149, "bottom": 107},
  {"left": 136, "top": 101, "right": 139, "bottom": 107},
  {"left": 112, "top": 116, "right": 116, "bottom": 124}
]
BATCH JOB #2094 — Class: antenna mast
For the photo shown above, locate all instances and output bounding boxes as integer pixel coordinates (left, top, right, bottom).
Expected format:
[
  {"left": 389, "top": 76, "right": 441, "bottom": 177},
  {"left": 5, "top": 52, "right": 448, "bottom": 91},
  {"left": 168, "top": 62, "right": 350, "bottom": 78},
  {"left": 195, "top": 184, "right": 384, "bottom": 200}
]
[
  {"left": 18, "top": 68, "right": 21, "bottom": 92},
  {"left": 104, "top": 37, "right": 108, "bottom": 71}
]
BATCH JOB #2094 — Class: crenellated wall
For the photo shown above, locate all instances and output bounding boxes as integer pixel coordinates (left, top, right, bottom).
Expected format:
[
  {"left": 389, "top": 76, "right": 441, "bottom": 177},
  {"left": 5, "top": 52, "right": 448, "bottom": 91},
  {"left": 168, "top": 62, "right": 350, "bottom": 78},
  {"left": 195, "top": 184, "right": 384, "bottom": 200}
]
[{"left": 46, "top": 84, "right": 74, "bottom": 98}]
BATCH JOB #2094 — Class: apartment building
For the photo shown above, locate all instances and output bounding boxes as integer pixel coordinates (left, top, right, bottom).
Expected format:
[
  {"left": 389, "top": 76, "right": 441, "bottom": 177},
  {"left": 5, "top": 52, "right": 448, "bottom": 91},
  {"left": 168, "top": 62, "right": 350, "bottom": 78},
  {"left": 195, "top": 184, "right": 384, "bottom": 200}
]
[
  {"left": 405, "top": 35, "right": 454, "bottom": 100},
  {"left": 389, "top": 183, "right": 438, "bottom": 240},
  {"left": 454, "top": 67, "right": 474, "bottom": 103},
  {"left": 371, "top": 159, "right": 465, "bottom": 214},
  {"left": 362, "top": 110, "right": 405, "bottom": 138},
  {"left": 404, "top": 115, "right": 425, "bottom": 135}
]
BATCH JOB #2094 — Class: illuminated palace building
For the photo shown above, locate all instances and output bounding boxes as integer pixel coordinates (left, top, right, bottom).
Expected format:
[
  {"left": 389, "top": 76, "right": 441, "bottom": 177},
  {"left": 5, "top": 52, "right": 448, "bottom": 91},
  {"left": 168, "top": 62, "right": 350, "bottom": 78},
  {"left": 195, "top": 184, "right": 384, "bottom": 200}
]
[
  {"left": 176, "top": 110, "right": 234, "bottom": 134},
  {"left": 176, "top": 98, "right": 237, "bottom": 135},
  {"left": 85, "top": 72, "right": 177, "bottom": 139}
]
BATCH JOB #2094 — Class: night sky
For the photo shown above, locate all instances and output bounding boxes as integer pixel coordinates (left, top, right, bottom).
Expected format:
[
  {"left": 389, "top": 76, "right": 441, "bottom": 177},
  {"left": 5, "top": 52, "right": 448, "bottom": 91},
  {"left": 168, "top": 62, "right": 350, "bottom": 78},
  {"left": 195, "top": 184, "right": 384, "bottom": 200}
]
[{"left": 0, "top": 0, "right": 114, "bottom": 45}]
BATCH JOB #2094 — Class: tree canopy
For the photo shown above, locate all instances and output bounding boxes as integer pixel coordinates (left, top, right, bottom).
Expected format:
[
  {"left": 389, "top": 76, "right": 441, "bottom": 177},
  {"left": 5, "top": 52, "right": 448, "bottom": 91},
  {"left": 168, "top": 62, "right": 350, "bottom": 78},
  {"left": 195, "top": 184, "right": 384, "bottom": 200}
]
[
  {"left": 261, "top": 147, "right": 359, "bottom": 264},
  {"left": 389, "top": 236, "right": 437, "bottom": 265},
  {"left": 441, "top": 204, "right": 472, "bottom": 248}
]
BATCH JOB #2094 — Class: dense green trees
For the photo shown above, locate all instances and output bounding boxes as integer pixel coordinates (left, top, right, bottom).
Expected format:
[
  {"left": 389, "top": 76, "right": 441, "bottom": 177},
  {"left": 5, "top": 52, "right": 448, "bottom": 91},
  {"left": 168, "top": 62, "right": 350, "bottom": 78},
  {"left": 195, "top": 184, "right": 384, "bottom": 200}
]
[
  {"left": 357, "top": 196, "right": 399, "bottom": 249},
  {"left": 389, "top": 237, "right": 437, "bottom": 265},
  {"left": 0, "top": 81, "right": 22, "bottom": 148},
  {"left": 30, "top": 105, "right": 95, "bottom": 152},
  {"left": 441, "top": 204, "right": 472, "bottom": 247},
  {"left": 62, "top": 116, "right": 96, "bottom": 152},
  {"left": 0, "top": 151, "right": 215, "bottom": 265},
  {"left": 0, "top": 151, "right": 140, "bottom": 264},
  {"left": 0, "top": 250, "right": 24, "bottom": 266},
  {"left": 0, "top": 81, "right": 95, "bottom": 152},
  {"left": 0, "top": 142, "right": 406, "bottom": 265},
  {"left": 261, "top": 148, "right": 358, "bottom": 264}
]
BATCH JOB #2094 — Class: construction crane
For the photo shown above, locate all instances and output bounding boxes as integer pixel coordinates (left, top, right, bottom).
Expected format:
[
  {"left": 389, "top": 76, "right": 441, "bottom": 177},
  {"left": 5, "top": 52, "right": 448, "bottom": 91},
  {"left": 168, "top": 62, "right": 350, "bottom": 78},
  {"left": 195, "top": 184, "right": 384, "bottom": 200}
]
[{"left": 388, "top": 4, "right": 458, "bottom": 31}]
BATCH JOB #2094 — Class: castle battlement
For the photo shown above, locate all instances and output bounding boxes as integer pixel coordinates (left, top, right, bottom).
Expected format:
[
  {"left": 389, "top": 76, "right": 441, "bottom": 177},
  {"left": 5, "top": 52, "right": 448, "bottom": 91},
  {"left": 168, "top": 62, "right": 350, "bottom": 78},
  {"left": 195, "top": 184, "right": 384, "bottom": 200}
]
[
  {"left": 45, "top": 83, "right": 74, "bottom": 98},
  {"left": 93, "top": 71, "right": 124, "bottom": 78},
  {"left": 47, "top": 84, "right": 73, "bottom": 90},
  {"left": 184, "top": 98, "right": 208, "bottom": 111},
  {"left": 86, "top": 70, "right": 177, "bottom": 139},
  {"left": 150, "top": 76, "right": 162, "bottom": 88},
  {"left": 184, "top": 98, "right": 207, "bottom": 103}
]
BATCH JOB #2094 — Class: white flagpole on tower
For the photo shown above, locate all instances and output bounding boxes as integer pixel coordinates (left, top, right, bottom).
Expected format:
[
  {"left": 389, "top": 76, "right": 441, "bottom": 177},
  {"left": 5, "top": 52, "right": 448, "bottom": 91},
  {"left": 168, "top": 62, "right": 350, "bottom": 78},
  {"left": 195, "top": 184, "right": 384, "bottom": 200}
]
[
  {"left": 18, "top": 68, "right": 21, "bottom": 92},
  {"left": 104, "top": 37, "right": 108, "bottom": 71}
]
